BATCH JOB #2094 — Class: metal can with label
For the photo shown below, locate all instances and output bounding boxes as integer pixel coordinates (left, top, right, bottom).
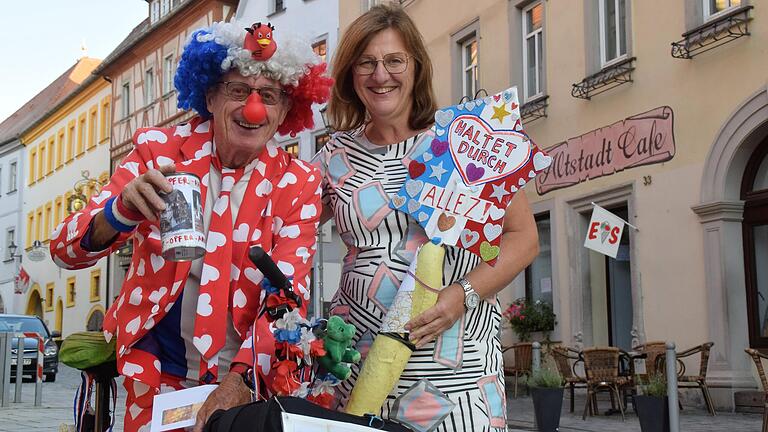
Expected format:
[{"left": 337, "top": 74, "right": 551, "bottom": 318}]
[{"left": 159, "top": 172, "right": 206, "bottom": 261}]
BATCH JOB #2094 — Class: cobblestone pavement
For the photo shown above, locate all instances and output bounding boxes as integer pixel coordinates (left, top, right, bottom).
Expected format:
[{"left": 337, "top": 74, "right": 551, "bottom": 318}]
[
  {"left": 0, "top": 365, "right": 764, "bottom": 431},
  {"left": 0, "top": 364, "right": 126, "bottom": 432},
  {"left": 506, "top": 388, "right": 764, "bottom": 432}
]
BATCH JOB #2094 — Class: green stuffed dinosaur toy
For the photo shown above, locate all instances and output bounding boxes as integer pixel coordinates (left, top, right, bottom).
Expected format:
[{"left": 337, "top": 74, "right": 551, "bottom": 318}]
[{"left": 318, "top": 316, "right": 361, "bottom": 381}]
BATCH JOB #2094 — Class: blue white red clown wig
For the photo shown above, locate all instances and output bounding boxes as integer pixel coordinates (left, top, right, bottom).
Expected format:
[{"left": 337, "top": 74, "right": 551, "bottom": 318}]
[{"left": 175, "top": 20, "right": 333, "bottom": 137}]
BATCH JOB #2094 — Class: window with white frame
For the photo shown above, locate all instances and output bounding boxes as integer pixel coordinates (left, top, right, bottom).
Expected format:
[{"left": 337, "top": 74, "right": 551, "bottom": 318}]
[
  {"left": 121, "top": 82, "right": 131, "bottom": 119},
  {"left": 522, "top": 2, "right": 544, "bottom": 101},
  {"left": 145, "top": 68, "right": 155, "bottom": 106},
  {"left": 163, "top": 54, "right": 174, "bottom": 95},
  {"left": 312, "top": 40, "right": 328, "bottom": 63},
  {"left": 703, "top": 0, "right": 742, "bottom": 19},
  {"left": 271, "top": 0, "right": 285, "bottom": 14},
  {"left": 598, "top": 0, "right": 628, "bottom": 67},
  {"left": 362, "top": 0, "right": 378, "bottom": 12},
  {"left": 5, "top": 228, "right": 14, "bottom": 260},
  {"left": 525, "top": 214, "right": 552, "bottom": 305},
  {"left": 161, "top": 0, "right": 170, "bottom": 17},
  {"left": 150, "top": 0, "right": 160, "bottom": 24},
  {"left": 8, "top": 162, "right": 16, "bottom": 193},
  {"left": 461, "top": 37, "right": 479, "bottom": 99}
]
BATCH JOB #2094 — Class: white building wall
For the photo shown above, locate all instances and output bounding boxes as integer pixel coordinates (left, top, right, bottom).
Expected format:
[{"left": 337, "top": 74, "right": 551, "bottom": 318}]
[
  {"left": 21, "top": 84, "right": 112, "bottom": 336},
  {"left": 0, "top": 141, "right": 25, "bottom": 314},
  {"left": 237, "top": 0, "right": 344, "bottom": 317}
]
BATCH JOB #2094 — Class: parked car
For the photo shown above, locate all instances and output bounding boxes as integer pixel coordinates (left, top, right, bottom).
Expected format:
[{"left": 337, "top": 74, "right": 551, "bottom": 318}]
[{"left": 0, "top": 314, "right": 60, "bottom": 382}]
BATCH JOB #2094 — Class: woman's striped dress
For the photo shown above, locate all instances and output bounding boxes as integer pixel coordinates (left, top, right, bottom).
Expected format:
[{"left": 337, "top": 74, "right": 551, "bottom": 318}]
[{"left": 315, "top": 130, "right": 508, "bottom": 432}]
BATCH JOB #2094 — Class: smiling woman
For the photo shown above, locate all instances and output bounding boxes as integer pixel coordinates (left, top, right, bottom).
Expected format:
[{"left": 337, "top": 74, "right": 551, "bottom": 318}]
[{"left": 315, "top": 4, "right": 539, "bottom": 431}]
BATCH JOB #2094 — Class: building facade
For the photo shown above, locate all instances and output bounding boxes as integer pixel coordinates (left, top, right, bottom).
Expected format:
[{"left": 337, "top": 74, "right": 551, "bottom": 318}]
[
  {"left": 0, "top": 140, "right": 25, "bottom": 314},
  {"left": 341, "top": 0, "right": 764, "bottom": 408},
  {"left": 18, "top": 57, "right": 112, "bottom": 336},
  {"left": 0, "top": 58, "right": 99, "bottom": 317},
  {"left": 93, "top": 0, "right": 238, "bottom": 298},
  {"left": 236, "top": 0, "right": 344, "bottom": 318}
]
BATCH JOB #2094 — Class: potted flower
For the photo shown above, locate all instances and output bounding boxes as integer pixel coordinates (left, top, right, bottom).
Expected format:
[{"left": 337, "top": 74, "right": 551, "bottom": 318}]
[
  {"left": 529, "top": 368, "right": 564, "bottom": 432},
  {"left": 503, "top": 298, "right": 557, "bottom": 342},
  {"left": 633, "top": 374, "right": 670, "bottom": 432}
]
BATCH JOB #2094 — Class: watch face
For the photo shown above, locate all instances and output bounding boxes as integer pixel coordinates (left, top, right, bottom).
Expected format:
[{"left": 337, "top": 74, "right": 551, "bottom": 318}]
[{"left": 466, "top": 292, "right": 480, "bottom": 309}]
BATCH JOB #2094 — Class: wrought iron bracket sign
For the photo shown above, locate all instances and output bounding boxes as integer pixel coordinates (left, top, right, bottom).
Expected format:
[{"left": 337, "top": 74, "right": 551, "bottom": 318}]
[
  {"left": 671, "top": 5, "right": 753, "bottom": 59},
  {"left": 521, "top": 95, "right": 549, "bottom": 124},
  {"left": 571, "top": 57, "right": 635, "bottom": 100}
]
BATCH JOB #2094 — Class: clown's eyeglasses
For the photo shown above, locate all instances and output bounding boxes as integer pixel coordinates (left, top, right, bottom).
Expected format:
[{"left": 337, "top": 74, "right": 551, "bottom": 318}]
[
  {"left": 219, "top": 82, "right": 287, "bottom": 105},
  {"left": 354, "top": 52, "right": 411, "bottom": 75}
]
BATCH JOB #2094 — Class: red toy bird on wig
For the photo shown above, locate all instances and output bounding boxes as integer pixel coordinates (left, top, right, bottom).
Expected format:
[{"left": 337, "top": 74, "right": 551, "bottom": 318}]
[
  {"left": 244, "top": 22, "right": 277, "bottom": 61},
  {"left": 242, "top": 22, "right": 278, "bottom": 124}
]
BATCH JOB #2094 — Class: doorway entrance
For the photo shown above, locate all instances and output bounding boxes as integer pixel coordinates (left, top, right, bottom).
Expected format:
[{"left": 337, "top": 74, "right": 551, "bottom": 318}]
[{"left": 586, "top": 205, "right": 633, "bottom": 350}]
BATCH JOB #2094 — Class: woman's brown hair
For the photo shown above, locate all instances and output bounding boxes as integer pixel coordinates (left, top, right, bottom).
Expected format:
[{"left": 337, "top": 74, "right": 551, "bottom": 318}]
[{"left": 328, "top": 3, "right": 437, "bottom": 132}]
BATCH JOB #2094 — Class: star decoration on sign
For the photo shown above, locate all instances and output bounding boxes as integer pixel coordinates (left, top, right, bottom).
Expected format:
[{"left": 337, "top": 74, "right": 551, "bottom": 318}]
[
  {"left": 429, "top": 161, "right": 448, "bottom": 182},
  {"left": 490, "top": 103, "right": 511, "bottom": 124},
  {"left": 489, "top": 181, "right": 511, "bottom": 203}
]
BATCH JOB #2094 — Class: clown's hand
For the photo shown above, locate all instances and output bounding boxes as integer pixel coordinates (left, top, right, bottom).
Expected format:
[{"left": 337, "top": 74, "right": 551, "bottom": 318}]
[{"left": 192, "top": 371, "right": 251, "bottom": 432}]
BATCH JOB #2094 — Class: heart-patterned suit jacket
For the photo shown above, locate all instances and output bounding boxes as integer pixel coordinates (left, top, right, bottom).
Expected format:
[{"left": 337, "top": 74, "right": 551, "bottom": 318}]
[{"left": 50, "top": 116, "right": 321, "bottom": 392}]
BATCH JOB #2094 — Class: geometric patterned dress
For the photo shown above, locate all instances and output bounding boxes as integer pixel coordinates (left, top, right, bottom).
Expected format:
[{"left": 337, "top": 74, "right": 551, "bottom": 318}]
[{"left": 314, "top": 129, "right": 508, "bottom": 432}]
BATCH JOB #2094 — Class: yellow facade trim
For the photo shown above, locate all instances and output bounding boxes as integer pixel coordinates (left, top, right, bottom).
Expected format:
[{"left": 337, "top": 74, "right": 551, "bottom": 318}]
[
  {"left": 66, "top": 120, "right": 76, "bottom": 163},
  {"left": 88, "top": 105, "right": 98, "bottom": 150},
  {"left": 25, "top": 212, "right": 34, "bottom": 247},
  {"left": 76, "top": 113, "right": 86, "bottom": 157},
  {"left": 56, "top": 128, "right": 65, "bottom": 169},
  {"left": 28, "top": 147, "right": 37, "bottom": 185},
  {"left": 20, "top": 79, "right": 108, "bottom": 145},
  {"left": 45, "top": 282, "right": 54, "bottom": 312},
  {"left": 66, "top": 276, "right": 76, "bottom": 308},
  {"left": 89, "top": 269, "right": 101, "bottom": 302},
  {"left": 46, "top": 136, "right": 55, "bottom": 175},
  {"left": 44, "top": 202, "right": 52, "bottom": 242},
  {"left": 26, "top": 283, "right": 42, "bottom": 316},
  {"left": 99, "top": 96, "right": 111, "bottom": 143}
]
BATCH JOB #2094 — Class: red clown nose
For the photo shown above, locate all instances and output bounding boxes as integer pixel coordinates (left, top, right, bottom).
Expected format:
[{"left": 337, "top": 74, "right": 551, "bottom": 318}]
[{"left": 242, "top": 93, "right": 267, "bottom": 124}]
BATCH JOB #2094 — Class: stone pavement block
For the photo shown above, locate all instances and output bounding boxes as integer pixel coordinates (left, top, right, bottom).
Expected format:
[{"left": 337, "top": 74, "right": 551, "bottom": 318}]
[{"left": 506, "top": 388, "right": 763, "bottom": 432}]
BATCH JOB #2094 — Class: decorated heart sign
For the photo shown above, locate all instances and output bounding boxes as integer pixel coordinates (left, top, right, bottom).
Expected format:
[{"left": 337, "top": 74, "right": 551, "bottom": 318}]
[
  {"left": 448, "top": 115, "right": 531, "bottom": 186},
  {"left": 389, "top": 87, "right": 551, "bottom": 265}
]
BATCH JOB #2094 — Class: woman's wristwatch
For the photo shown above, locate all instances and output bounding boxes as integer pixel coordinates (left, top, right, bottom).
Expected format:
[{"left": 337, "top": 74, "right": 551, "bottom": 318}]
[{"left": 456, "top": 277, "right": 480, "bottom": 310}]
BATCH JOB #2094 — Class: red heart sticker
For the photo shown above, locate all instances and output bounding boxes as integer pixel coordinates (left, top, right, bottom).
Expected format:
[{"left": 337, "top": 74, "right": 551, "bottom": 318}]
[{"left": 408, "top": 160, "right": 426, "bottom": 178}]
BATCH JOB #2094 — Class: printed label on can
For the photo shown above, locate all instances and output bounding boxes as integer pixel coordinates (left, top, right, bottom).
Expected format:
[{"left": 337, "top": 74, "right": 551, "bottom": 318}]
[{"left": 160, "top": 173, "right": 206, "bottom": 261}]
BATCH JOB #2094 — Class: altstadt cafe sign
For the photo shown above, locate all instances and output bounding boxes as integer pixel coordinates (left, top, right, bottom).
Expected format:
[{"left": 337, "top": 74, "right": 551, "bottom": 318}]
[{"left": 535, "top": 106, "right": 676, "bottom": 194}]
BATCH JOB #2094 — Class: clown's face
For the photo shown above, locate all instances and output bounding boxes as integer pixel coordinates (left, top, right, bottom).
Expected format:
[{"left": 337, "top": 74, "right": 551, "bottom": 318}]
[{"left": 205, "top": 71, "right": 291, "bottom": 167}]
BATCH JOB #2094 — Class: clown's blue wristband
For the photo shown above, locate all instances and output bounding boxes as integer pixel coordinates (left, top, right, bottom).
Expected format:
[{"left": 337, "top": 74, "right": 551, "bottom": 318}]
[{"left": 103, "top": 196, "right": 139, "bottom": 233}]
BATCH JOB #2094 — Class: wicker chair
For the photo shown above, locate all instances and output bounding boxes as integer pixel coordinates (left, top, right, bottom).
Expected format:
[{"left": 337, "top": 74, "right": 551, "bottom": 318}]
[
  {"left": 632, "top": 341, "right": 668, "bottom": 379},
  {"left": 552, "top": 346, "right": 587, "bottom": 412},
  {"left": 673, "top": 342, "right": 716, "bottom": 415},
  {"left": 745, "top": 348, "right": 768, "bottom": 432},
  {"left": 503, "top": 342, "right": 533, "bottom": 398},
  {"left": 581, "top": 347, "right": 628, "bottom": 421}
]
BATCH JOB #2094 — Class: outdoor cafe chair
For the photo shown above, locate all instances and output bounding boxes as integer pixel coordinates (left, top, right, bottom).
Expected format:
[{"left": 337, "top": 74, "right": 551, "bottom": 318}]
[
  {"left": 656, "top": 342, "right": 716, "bottom": 415},
  {"left": 745, "top": 348, "right": 768, "bottom": 432},
  {"left": 503, "top": 342, "right": 532, "bottom": 398},
  {"left": 552, "top": 345, "right": 587, "bottom": 412},
  {"left": 632, "top": 340, "right": 667, "bottom": 379},
  {"left": 581, "top": 346, "right": 627, "bottom": 421}
]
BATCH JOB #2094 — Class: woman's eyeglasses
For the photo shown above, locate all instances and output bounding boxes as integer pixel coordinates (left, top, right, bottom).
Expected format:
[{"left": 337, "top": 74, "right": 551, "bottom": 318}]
[
  {"left": 218, "top": 81, "right": 287, "bottom": 105},
  {"left": 353, "top": 52, "right": 411, "bottom": 75}
]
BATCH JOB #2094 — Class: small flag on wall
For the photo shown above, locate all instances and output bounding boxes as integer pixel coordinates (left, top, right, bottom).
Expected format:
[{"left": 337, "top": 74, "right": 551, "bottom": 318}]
[
  {"left": 14, "top": 266, "right": 30, "bottom": 294},
  {"left": 584, "top": 204, "right": 628, "bottom": 259}
]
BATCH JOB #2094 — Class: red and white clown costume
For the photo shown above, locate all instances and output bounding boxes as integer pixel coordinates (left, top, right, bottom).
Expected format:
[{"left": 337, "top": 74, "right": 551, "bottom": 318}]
[{"left": 51, "top": 20, "right": 332, "bottom": 431}]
